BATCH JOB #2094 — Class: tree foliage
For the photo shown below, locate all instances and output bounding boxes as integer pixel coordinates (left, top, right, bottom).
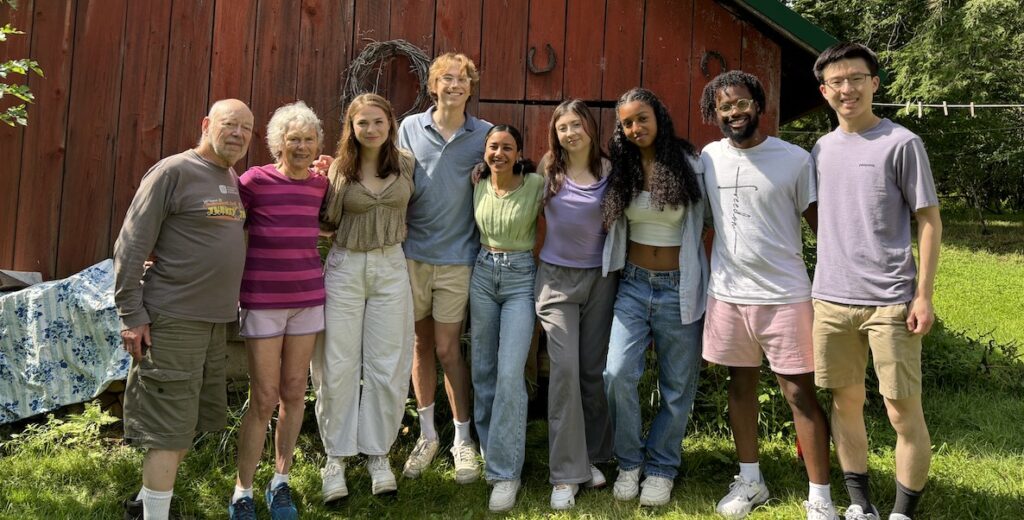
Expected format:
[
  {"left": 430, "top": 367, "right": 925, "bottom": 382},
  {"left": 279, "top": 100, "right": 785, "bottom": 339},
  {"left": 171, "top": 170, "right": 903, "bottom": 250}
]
[
  {"left": 788, "top": 0, "right": 1024, "bottom": 211},
  {"left": 1, "top": 0, "right": 43, "bottom": 127}
]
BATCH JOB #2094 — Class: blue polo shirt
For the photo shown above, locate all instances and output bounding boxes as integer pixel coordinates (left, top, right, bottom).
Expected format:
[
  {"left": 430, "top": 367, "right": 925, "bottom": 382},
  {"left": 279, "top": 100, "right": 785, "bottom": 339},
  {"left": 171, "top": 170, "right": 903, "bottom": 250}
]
[{"left": 398, "top": 107, "right": 492, "bottom": 265}]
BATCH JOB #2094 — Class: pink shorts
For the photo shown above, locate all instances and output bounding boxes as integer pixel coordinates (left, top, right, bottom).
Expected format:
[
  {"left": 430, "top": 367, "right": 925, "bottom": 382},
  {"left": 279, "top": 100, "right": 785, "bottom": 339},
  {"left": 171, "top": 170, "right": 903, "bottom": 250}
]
[
  {"left": 702, "top": 296, "right": 814, "bottom": 375},
  {"left": 239, "top": 305, "right": 325, "bottom": 339}
]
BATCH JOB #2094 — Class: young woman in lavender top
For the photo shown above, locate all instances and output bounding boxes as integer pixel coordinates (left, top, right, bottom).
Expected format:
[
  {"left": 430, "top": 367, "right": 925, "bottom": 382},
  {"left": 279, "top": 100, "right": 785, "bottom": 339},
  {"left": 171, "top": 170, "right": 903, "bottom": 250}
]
[
  {"left": 230, "top": 101, "right": 329, "bottom": 519},
  {"left": 534, "top": 100, "right": 616, "bottom": 510}
]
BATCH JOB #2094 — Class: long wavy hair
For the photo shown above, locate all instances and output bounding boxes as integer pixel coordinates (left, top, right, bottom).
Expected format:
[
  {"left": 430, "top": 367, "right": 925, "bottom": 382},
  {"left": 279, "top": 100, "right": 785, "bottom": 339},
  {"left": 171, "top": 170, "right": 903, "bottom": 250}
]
[
  {"left": 334, "top": 93, "right": 401, "bottom": 181},
  {"left": 601, "top": 88, "right": 701, "bottom": 228},
  {"left": 540, "top": 99, "right": 605, "bottom": 206}
]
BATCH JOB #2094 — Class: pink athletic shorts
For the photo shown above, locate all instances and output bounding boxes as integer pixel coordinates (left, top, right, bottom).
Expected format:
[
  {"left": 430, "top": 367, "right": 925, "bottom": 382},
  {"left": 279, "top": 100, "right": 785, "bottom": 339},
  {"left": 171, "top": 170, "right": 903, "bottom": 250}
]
[
  {"left": 239, "top": 305, "right": 325, "bottom": 339},
  {"left": 702, "top": 296, "right": 814, "bottom": 375}
]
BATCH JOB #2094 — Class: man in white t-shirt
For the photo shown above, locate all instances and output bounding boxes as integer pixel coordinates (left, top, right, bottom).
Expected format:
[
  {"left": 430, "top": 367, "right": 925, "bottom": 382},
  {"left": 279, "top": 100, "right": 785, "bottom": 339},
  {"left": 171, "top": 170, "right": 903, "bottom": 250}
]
[{"left": 699, "top": 71, "right": 835, "bottom": 520}]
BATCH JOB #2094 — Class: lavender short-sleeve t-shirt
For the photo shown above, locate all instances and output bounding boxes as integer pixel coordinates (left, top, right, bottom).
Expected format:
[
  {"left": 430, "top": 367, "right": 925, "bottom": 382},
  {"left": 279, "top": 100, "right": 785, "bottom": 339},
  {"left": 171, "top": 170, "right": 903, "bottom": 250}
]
[
  {"left": 811, "top": 119, "right": 939, "bottom": 306},
  {"left": 540, "top": 175, "right": 609, "bottom": 268}
]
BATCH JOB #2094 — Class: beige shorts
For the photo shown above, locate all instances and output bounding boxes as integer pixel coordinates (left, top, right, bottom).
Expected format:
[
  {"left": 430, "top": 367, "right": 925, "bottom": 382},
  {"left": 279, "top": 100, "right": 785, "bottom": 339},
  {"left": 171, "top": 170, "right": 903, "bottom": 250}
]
[
  {"left": 123, "top": 310, "right": 228, "bottom": 450},
  {"left": 407, "top": 259, "right": 472, "bottom": 323},
  {"left": 812, "top": 299, "right": 922, "bottom": 399}
]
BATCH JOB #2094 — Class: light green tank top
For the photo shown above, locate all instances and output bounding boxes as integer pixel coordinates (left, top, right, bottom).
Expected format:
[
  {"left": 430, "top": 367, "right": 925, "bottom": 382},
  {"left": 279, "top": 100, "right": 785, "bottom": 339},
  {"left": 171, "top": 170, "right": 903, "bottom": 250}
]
[{"left": 473, "top": 172, "right": 543, "bottom": 251}]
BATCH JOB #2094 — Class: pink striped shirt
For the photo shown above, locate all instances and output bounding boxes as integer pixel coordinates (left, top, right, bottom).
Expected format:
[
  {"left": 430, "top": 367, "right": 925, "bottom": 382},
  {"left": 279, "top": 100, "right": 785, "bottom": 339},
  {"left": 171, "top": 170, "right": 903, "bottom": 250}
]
[{"left": 239, "top": 164, "right": 329, "bottom": 309}]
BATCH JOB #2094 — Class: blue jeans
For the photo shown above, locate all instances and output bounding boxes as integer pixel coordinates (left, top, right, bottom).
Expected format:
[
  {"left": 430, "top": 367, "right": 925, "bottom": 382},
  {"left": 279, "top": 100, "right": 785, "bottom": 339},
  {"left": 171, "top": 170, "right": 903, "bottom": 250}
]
[
  {"left": 604, "top": 262, "right": 703, "bottom": 479},
  {"left": 469, "top": 250, "right": 536, "bottom": 481}
]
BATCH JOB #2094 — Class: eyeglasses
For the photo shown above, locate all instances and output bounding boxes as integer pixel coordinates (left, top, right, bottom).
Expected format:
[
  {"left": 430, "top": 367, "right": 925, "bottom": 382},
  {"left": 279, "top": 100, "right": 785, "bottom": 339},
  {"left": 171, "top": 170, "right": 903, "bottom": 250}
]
[
  {"left": 439, "top": 74, "right": 471, "bottom": 85},
  {"left": 822, "top": 73, "right": 873, "bottom": 90},
  {"left": 717, "top": 98, "right": 755, "bottom": 114}
]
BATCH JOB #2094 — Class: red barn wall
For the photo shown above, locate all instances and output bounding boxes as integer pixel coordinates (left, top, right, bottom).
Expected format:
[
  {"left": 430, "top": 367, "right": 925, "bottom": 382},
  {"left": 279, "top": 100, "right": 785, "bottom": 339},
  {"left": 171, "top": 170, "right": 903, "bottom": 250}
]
[{"left": 1, "top": 0, "right": 780, "bottom": 279}]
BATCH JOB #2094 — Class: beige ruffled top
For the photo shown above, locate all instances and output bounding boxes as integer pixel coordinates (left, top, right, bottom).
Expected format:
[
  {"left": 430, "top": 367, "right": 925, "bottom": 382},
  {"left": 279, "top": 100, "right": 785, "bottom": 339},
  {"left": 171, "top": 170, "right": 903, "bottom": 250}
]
[{"left": 322, "top": 149, "right": 415, "bottom": 251}]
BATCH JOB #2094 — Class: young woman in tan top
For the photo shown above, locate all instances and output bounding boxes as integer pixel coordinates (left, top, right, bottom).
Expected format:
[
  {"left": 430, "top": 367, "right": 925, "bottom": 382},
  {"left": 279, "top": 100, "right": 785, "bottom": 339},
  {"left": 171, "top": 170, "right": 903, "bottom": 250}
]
[{"left": 316, "top": 93, "right": 416, "bottom": 501}]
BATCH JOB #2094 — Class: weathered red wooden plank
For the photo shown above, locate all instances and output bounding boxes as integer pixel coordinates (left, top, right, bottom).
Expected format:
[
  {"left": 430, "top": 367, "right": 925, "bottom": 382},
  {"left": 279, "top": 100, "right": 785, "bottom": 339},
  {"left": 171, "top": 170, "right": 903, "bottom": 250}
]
[
  {"left": 434, "top": 0, "right": 482, "bottom": 64},
  {"left": 161, "top": 0, "right": 214, "bottom": 158},
  {"left": 477, "top": 101, "right": 524, "bottom": 132},
  {"left": 741, "top": 22, "right": 781, "bottom": 136},
  {"left": 599, "top": 106, "right": 617, "bottom": 156},
  {"left": 56, "top": 0, "right": 128, "bottom": 277},
  {"left": 601, "top": 0, "right": 643, "bottom": 101},
  {"left": 522, "top": 104, "right": 555, "bottom": 165},
  {"left": 13, "top": 0, "right": 76, "bottom": 277},
  {"left": 525, "top": 0, "right": 565, "bottom": 101},
  {"left": 209, "top": 0, "right": 257, "bottom": 105},
  {"left": 298, "top": 0, "right": 354, "bottom": 157},
  {"left": 248, "top": 0, "right": 303, "bottom": 166},
  {"left": 562, "top": 0, "right": 604, "bottom": 100},
  {"left": 688, "top": 0, "right": 742, "bottom": 149},
  {"left": 108, "top": 0, "right": 172, "bottom": 251},
  {"left": 479, "top": 0, "right": 528, "bottom": 100},
  {"left": 351, "top": 0, "right": 392, "bottom": 99},
  {"left": 642, "top": 0, "right": 693, "bottom": 139},
  {"left": 0, "top": 0, "right": 33, "bottom": 268},
  {"left": 388, "top": 0, "right": 435, "bottom": 117}
]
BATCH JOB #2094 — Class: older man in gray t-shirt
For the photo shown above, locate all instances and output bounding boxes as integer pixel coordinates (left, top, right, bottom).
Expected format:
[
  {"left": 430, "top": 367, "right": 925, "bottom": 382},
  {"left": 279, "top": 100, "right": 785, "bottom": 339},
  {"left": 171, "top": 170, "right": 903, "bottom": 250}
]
[{"left": 811, "top": 43, "right": 941, "bottom": 520}]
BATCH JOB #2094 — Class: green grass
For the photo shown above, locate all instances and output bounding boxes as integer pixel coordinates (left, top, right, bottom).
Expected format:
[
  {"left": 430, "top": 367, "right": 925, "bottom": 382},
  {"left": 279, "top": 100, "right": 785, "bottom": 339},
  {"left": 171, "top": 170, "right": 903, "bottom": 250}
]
[{"left": 931, "top": 210, "right": 1024, "bottom": 344}]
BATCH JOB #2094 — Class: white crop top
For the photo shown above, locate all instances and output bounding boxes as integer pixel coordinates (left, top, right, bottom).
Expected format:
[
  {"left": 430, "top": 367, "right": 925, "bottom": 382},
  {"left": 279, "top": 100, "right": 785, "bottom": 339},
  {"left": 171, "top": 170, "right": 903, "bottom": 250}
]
[{"left": 624, "top": 191, "right": 683, "bottom": 246}]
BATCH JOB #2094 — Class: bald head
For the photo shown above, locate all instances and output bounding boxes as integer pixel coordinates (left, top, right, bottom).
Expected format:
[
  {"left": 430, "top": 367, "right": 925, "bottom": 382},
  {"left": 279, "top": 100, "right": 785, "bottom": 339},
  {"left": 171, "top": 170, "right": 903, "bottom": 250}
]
[{"left": 198, "top": 99, "right": 254, "bottom": 167}]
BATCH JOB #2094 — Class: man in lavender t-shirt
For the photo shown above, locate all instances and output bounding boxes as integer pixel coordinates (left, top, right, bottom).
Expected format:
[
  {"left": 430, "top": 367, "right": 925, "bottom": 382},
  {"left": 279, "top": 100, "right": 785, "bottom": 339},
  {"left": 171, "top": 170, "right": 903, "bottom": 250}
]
[{"left": 811, "top": 43, "right": 941, "bottom": 520}]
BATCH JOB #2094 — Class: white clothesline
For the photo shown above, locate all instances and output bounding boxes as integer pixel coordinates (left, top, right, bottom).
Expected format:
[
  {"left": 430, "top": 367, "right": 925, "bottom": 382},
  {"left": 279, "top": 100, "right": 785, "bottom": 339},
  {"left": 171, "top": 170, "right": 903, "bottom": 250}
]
[{"left": 874, "top": 102, "right": 1024, "bottom": 117}]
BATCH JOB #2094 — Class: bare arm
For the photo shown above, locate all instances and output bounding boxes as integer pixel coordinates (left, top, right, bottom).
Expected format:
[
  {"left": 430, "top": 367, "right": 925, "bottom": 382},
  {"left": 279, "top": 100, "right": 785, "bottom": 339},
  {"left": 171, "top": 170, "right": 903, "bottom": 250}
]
[
  {"left": 907, "top": 205, "right": 942, "bottom": 334},
  {"left": 802, "top": 201, "right": 818, "bottom": 235}
]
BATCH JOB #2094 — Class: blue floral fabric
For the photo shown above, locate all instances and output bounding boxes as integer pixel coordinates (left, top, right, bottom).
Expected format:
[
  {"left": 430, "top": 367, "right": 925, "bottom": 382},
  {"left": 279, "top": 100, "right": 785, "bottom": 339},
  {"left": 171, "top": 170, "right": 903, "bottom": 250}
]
[{"left": 0, "top": 259, "right": 129, "bottom": 424}]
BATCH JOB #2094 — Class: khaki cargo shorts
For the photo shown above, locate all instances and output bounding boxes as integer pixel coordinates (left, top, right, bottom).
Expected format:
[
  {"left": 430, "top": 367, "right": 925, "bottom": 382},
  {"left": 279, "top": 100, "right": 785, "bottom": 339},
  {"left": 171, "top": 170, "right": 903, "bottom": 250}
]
[
  {"left": 123, "top": 310, "right": 228, "bottom": 450},
  {"left": 812, "top": 299, "right": 922, "bottom": 399}
]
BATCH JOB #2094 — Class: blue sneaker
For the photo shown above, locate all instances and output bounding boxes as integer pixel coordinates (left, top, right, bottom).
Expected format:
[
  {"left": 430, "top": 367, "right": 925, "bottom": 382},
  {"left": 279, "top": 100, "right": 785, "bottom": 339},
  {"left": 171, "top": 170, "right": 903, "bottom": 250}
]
[
  {"left": 227, "top": 496, "right": 256, "bottom": 520},
  {"left": 265, "top": 482, "right": 299, "bottom": 520}
]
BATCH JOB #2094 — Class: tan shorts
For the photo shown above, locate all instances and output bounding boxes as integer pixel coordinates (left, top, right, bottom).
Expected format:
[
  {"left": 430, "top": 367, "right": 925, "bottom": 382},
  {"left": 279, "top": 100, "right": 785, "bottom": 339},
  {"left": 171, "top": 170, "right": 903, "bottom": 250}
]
[
  {"left": 123, "top": 310, "right": 228, "bottom": 450},
  {"left": 812, "top": 299, "right": 922, "bottom": 399},
  {"left": 407, "top": 259, "right": 472, "bottom": 323}
]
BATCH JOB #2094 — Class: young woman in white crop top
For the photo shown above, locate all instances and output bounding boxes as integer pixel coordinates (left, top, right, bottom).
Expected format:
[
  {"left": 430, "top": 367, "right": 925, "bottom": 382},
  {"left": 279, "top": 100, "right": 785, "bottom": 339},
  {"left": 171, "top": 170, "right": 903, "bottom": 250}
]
[{"left": 599, "top": 87, "right": 708, "bottom": 507}]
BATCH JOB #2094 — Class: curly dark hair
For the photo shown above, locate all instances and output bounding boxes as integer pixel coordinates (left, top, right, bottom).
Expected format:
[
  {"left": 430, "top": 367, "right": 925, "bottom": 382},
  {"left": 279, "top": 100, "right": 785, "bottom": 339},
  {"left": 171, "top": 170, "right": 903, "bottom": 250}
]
[
  {"left": 601, "top": 88, "right": 701, "bottom": 228},
  {"left": 699, "top": 70, "right": 766, "bottom": 124}
]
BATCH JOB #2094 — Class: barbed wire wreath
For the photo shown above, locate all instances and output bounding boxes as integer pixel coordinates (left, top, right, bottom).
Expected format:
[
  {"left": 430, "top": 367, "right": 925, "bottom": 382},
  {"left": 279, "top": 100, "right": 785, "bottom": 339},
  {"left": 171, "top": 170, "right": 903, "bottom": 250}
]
[{"left": 342, "top": 39, "right": 432, "bottom": 121}]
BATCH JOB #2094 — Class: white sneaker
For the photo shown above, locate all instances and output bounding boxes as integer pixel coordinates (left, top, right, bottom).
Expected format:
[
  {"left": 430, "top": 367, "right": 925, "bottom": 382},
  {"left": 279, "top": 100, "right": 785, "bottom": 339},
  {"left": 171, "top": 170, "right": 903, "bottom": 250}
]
[
  {"left": 321, "top": 458, "right": 348, "bottom": 503},
  {"left": 584, "top": 464, "right": 607, "bottom": 489},
  {"left": 450, "top": 441, "right": 481, "bottom": 484},
  {"left": 367, "top": 455, "right": 397, "bottom": 495},
  {"left": 716, "top": 475, "right": 770, "bottom": 518},
  {"left": 845, "top": 504, "right": 880, "bottom": 520},
  {"left": 488, "top": 479, "right": 520, "bottom": 512},
  {"left": 402, "top": 436, "right": 439, "bottom": 478},
  {"left": 888, "top": 515, "right": 911, "bottom": 520},
  {"left": 613, "top": 467, "right": 641, "bottom": 501},
  {"left": 804, "top": 498, "right": 839, "bottom": 520},
  {"left": 639, "top": 475, "right": 673, "bottom": 507},
  {"left": 550, "top": 483, "right": 579, "bottom": 510}
]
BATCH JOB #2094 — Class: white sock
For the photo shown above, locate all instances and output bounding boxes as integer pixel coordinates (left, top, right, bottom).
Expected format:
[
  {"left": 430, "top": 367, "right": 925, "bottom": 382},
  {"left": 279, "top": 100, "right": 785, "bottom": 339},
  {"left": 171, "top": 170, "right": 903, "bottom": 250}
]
[
  {"left": 453, "top": 418, "right": 472, "bottom": 445},
  {"left": 418, "top": 403, "right": 437, "bottom": 441},
  {"left": 739, "top": 462, "right": 762, "bottom": 483},
  {"left": 231, "top": 485, "right": 253, "bottom": 503},
  {"left": 809, "top": 482, "right": 832, "bottom": 504},
  {"left": 139, "top": 486, "right": 172, "bottom": 520},
  {"left": 270, "top": 472, "right": 289, "bottom": 489},
  {"left": 329, "top": 455, "right": 346, "bottom": 466}
]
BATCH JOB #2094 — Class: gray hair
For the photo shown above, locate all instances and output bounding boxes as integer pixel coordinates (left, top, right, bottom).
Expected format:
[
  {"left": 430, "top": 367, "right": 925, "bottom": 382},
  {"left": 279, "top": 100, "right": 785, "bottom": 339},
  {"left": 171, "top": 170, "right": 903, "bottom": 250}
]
[{"left": 265, "top": 100, "right": 323, "bottom": 159}]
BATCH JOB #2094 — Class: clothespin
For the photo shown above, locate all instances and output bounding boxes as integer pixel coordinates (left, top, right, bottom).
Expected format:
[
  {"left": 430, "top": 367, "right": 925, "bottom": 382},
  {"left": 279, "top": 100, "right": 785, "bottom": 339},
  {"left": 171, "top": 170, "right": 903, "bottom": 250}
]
[
  {"left": 970, "top": 102, "right": 975, "bottom": 117},
  {"left": 942, "top": 101, "right": 948, "bottom": 116},
  {"left": 917, "top": 101, "right": 923, "bottom": 118},
  {"left": 905, "top": 100, "right": 911, "bottom": 116}
]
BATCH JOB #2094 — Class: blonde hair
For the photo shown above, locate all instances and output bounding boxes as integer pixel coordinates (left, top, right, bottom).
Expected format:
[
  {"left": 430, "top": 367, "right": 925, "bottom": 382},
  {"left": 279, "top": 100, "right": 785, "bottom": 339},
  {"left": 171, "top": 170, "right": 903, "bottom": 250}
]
[{"left": 427, "top": 52, "right": 480, "bottom": 102}]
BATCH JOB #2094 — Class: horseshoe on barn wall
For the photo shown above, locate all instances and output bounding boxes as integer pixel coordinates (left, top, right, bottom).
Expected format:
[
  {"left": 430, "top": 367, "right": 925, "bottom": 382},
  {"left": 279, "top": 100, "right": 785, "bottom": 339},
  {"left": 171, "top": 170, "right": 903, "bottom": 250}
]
[
  {"left": 700, "top": 50, "right": 727, "bottom": 79},
  {"left": 527, "top": 44, "right": 556, "bottom": 74}
]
